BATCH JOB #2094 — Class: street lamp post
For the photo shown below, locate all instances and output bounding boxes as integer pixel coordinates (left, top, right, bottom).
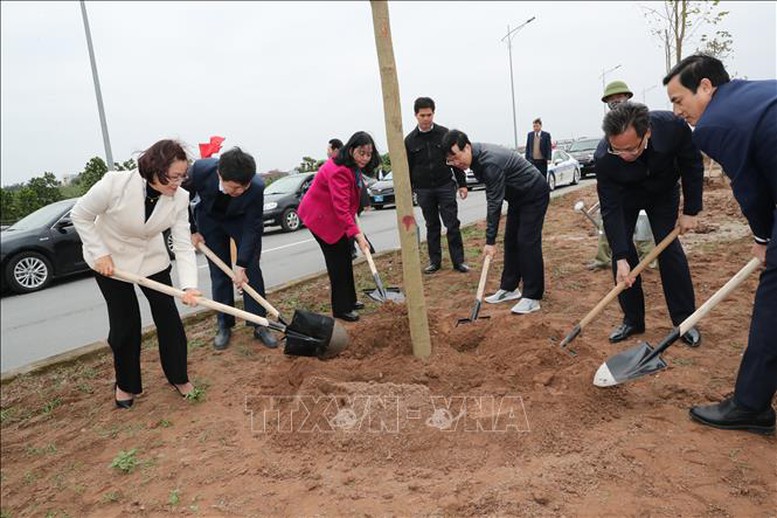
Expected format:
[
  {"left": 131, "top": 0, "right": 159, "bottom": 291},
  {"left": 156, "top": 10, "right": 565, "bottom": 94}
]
[
  {"left": 501, "top": 16, "right": 536, "bottom": 150},
  {"left": 599, "top": 64, "right": 622, "bottom": 115},
  {"left": 80, "top": 0, "right": 114, "bottom": 171}
]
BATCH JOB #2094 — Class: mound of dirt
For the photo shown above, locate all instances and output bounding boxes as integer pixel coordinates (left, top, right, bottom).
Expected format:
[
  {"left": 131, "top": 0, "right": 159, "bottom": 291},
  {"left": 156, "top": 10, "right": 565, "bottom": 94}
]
[{"left": 2, "top": 179, "right": 774, "bottom": 517}]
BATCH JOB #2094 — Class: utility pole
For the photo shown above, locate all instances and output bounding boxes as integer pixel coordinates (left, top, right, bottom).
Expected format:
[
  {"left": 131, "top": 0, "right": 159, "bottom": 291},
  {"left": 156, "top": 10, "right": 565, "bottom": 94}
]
[
  {"left": 80, "top": 1, "right": 114, "bottom": 170},
  {"left": 501, "top": 16, "right": 536, "bottom": 150}
]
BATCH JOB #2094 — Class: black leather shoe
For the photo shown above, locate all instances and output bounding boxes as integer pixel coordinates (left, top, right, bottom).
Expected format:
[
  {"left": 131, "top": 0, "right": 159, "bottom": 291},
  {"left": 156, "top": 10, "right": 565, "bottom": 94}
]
[
  {"left": 213, "top": 327, "right": 231, "bottom": 350},
  {"left": 681, "top": 326, "right": 702, "bottom": 347},
  {"left": 353, "top": 301, "right": 365, "bottom": 310},
  {"left": 334, "top": 310, "right": 359, "bottom": 322},
  {"left": 253, "top": 327, "right": 279, "bottom": 349},
  {"left": 114, "top": 383, "right": 134, "bottom": 409},
  {"left": 608, "top": 322, "right": 645, "bottom": 343},
  {"left": 424, "top": 263, "right": 441, "bottom": 274},
  {"left": 689, "top": 397, "right": 775, "bottom": 435},
  {"left": 453, "top": 263, "right": 471, "bottom": 273}
]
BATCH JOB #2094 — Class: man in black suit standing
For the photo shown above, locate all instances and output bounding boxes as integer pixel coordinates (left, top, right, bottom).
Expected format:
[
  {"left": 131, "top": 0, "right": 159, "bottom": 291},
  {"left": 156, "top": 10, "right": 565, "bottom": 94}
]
[
  {"left": 595, "top": 102, "right": 702, "bottom": 347},
  {"left": 525, "top": 118, "right": 552, "bottom": 178},
  {"left": 404, "top": 96, "right": 469, "bottom": 274},
  {"left": 185, "top": 147, "right": 277, "bottom": 350}
]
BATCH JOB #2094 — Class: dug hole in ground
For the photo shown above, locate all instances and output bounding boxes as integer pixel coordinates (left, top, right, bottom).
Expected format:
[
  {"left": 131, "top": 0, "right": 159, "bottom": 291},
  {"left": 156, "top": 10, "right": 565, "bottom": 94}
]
[{"left": 1, "top": 180, "right": 774, "bottom": 517}]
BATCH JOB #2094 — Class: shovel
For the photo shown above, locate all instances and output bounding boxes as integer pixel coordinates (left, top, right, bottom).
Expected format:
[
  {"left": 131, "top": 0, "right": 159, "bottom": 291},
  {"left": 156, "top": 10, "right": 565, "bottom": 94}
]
[
  {"left": 559, "top": 227, "right": 681, "bottom": 353},
  {"left": 112, "top": 269, "right": 349, "bottom": 360},
  {"left": 456, "top": 255, "right": 492, "bottom": 326},
  {"left": 355, "top": 216, "right": 404, "bottom": 303},
  {"left": 196, "top": 242, "right": 290, "bottom": 326},
  {"left": 593, "top": 257, "right": 761, "bottom": 387}
]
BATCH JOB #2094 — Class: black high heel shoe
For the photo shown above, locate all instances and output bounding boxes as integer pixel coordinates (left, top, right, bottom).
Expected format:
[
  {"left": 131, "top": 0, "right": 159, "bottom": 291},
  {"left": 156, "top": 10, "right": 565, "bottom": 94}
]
[
  {"left": 114, "top": 383, "right": 134, "bottom": 409},
  {"left": 170, "top": 382, "right": 193, "bottom": 398}
]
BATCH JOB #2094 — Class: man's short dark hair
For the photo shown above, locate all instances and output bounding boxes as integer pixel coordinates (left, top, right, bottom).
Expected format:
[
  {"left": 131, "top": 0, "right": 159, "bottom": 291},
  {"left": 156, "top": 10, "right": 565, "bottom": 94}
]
[
  {"left": 414, "top": 97, "right": 435, "bottom": 114},
  {"left": 328, "top": 138, "right": 343, "bottom": 151},
  {"left": 441, "top": 129, "right": 471, "bottom": 154},
  {"left": 662, "top": 54, "right": 730, "bottom": 92},
  {"left": 533, "top": 118, "right": 542, "bottom": 125},
  {"left": 218, "top": 147, "right": 256, "bottom": 185},
  {"left": 602, "top": 102, "right": 650, "bottom": 139}
]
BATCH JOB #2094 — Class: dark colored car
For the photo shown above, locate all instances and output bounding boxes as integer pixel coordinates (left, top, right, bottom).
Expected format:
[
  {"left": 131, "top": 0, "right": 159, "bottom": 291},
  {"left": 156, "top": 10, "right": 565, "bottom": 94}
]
[
  {"left": 367, "top": 172, "right": 417, "bottom": 209},
  {"left": 1, "top": 198, "right": 88, "bottom": 293},
  {"left": 262, "top": 172, "right": 316, "bottom": 232},
  {"left": 567, "top": 137, "right": 601, "bottom": 178},
  {"left": 1, "top": 198, "right": 176, "bottom": 294}
]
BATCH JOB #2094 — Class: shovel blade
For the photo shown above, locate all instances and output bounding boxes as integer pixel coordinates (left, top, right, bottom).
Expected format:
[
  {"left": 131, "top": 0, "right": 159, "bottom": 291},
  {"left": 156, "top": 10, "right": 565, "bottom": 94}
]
[
  {"left": 365, "top": 287, "right": 405, "bottom": 303},
  {"left": 593, "top": 341, "right": 668, "bottom": 387}
]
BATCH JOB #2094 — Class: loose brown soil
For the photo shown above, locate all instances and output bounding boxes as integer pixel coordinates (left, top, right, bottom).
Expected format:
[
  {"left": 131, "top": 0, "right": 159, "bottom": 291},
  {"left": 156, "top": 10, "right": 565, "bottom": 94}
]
[{"left": 2, "top": 179, "right": 775, "bottom": 517}]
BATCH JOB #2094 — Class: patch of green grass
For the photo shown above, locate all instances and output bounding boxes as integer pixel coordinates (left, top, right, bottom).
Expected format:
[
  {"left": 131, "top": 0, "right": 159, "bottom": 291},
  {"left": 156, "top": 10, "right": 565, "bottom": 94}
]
[
  {"left": 76, "top": 382, "right": 93, "bottom": 394},
  {"left": 184, "top": 384, "right": 207, "bottom": 403},
  {"left": 187, "top": 337, "right": 207, "bottom": 351},
  {"left": 0, "top": 407, "right": 16, "bottom": 424},
  {"left": 101, "top": 491, "right": 122, "bottom": 503},
  {"left": 23, "top": 471, "right": 38, "bottom": 484},
  {"left": 169, "top": 488, "right": 181, "bottom": 506},
  {"left": 236, "top": 344, "right": 257, "bottom": 358},
  {"left": 671, "top": 357, "right": 695, "bottom": 367},
  {"left": 110, "top": 449, "right": 139, "bottom": 474},
  {"left": 41, "top": 398, "right": 62, "bottom": 415},
  {"left": 158, "top": 418, "right": 172, "bottom": 428},
  {"left": 26, "top": 443, "right": 57, "bottom": 456}
]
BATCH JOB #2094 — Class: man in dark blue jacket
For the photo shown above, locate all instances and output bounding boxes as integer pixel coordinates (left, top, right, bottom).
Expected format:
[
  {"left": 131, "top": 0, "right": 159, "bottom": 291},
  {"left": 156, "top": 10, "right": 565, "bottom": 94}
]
[
  {"left": 664, "top": 54, "right": 776, "bottom": 435},
  {"left": 595, "top": 102, "right": 703, "bottom": 346},
  {"left": 443, "top": 129, "right": 549, "bottom": 314},
  {"left": 185, "top": 147, "right": 277, "bottom": 350},
  {"left": 525, "top": 118, "right": 552, "bottom": 177}
]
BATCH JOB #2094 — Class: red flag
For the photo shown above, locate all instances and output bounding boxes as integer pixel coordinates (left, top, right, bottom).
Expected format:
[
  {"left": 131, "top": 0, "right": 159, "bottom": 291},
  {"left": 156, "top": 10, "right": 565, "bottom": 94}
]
[{"left": 199, "top": 136, "right": 225, "bottom": 158}]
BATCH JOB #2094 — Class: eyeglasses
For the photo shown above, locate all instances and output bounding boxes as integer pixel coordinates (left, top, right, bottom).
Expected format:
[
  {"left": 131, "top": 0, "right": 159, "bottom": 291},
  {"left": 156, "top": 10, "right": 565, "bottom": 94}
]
[
  {"left": 167, "top": 174, "right": 188, "bottom": 185},
  {"left": 607, "top": 134, "right": 647, "bottom": 157}
]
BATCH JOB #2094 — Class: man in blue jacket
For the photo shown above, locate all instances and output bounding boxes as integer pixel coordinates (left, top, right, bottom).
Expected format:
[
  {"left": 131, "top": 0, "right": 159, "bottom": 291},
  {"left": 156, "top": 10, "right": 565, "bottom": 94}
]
[
  {"left": 594, "top": 102, "right": 703, "bottom": 346},
  {"left": 525, "top": 118, "right": 552, "bottom": 178},
  {"left": 664, "top": 54, "right": 776, "bottom": 435},
  {"left": 185, "top": 147, "right": 277, "bottom": 350}
]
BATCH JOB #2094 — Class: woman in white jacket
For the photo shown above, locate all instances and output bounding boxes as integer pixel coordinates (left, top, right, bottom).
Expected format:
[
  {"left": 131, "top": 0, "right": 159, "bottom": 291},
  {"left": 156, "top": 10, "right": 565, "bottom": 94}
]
[{"left": 71, "top": 139, "right": 201, "bottom": 409}]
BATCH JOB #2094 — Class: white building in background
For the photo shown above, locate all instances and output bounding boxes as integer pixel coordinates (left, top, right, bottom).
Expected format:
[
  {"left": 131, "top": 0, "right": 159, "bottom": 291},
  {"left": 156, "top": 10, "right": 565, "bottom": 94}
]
[{"left": 61, "top": 173, "right": 78, "bottom": 186}]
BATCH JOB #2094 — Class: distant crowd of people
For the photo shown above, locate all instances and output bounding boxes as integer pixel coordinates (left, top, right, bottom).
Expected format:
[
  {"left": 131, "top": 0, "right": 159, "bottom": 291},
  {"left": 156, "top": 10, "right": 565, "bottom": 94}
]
[{"left": 72, "top": 54, "right": 775, "bottom": 438}]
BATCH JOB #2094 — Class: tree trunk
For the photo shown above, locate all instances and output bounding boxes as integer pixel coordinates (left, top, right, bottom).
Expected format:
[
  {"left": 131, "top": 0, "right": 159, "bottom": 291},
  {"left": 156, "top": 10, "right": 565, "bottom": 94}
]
[{"left": 369, "top": 0, "right": 432, "bottom": 359}]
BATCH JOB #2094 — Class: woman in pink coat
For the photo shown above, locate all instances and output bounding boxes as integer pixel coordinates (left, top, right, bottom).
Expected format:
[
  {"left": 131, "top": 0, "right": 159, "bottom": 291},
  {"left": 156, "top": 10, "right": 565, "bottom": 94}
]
[{"left": 299, "top": 131, "right": 378, "bottom": 321}]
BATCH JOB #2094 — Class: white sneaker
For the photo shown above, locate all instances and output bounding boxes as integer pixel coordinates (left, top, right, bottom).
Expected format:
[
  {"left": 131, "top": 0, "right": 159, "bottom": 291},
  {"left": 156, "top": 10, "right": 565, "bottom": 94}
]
[
  {"left": 511, "top": 298, "right": 541, "bottom": 314},
  {"left": 484, "top": 289, "right": 522, "bottom": 304}
]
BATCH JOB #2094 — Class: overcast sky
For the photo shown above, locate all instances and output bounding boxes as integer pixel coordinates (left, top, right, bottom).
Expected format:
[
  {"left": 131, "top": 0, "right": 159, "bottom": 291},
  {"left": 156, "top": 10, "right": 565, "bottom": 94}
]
[{"left": 1, "top": 1, "right": 775, "bottom": 186}]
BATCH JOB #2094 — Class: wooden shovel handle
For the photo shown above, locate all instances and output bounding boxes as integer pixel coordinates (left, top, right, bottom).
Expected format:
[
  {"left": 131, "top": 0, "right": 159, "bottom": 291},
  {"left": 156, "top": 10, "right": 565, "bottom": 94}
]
[
  {"left": 678, "top": 257, "right": 762, "bottom": 335},
  {"left": 196, "top": 242, "right": 281, "bottom": 320},
  {"left": 578, "top": 226, "right": 681, "bottom": 329},
  {"left": 354, "top": 215, "right": 379, "bottom": 276},
  {"left": 475, "top": 255, "right": 492, "bottom": 301},
  {"left": 112, "top": 269, "right": 272, "bottom": 329}
]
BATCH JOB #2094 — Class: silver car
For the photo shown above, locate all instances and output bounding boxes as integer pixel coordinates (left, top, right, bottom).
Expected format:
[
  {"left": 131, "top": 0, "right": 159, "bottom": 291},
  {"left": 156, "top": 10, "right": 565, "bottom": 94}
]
[{"left": 546, "top": 149, "right": 581, "bottom": 191}]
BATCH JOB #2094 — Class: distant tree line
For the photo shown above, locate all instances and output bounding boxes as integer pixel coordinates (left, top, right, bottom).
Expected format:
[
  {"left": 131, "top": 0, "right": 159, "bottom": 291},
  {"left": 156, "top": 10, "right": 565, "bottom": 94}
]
[
  {"left": 1, "top": 157, "right": 135, "bottom": 226},
  {"left": 296, "top": 152, "right": 391, "bottom": 177}
]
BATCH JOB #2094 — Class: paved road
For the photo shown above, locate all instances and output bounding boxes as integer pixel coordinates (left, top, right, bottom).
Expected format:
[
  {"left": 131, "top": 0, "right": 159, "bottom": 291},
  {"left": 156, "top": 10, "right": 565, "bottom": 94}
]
[{"left": 0, "top": 180, "right": 593, "bottom": 373}]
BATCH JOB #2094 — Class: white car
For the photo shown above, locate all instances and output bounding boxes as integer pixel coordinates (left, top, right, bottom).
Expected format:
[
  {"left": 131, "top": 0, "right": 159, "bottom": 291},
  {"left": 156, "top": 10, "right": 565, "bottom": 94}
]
[{"left": 546, "top": 149, "right": 581, "bottom": 191}]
